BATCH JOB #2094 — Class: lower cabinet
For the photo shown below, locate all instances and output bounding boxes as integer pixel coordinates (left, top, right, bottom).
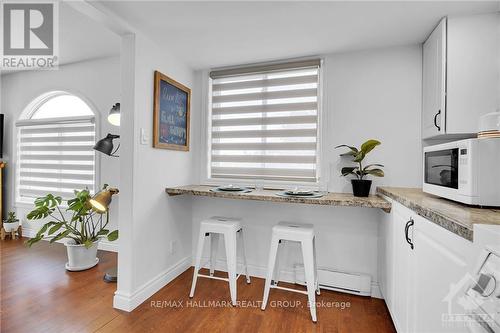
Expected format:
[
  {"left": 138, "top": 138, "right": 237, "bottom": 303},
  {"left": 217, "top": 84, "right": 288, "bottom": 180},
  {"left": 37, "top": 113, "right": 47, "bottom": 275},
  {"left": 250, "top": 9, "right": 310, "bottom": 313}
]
[{"left": 379, "top": 201, "right": 473, "bottom": 333}]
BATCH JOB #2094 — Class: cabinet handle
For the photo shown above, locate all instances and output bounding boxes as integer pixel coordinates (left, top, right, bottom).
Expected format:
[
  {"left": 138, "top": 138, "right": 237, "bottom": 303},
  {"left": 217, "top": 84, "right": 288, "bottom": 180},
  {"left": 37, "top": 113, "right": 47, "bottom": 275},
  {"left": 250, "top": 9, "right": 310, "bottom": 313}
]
[
  {"left": 405, "top": 218, "right": 414, "bottom": 250},
  {"left": 433, "top": 110, "right": 441, "bottom": 131}
]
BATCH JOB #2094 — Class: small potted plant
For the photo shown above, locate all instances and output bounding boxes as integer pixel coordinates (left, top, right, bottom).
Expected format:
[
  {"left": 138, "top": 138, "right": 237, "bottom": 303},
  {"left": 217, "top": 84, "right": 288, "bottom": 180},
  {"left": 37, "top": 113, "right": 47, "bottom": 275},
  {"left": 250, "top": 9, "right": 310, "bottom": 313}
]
[
  {"left": 335, "top": 139, "right": 384, "bottom": 197},
  {"left": 3, "top": 212, "right": 20, "bottom": 232},
  {"left": 26, "top": 186, "right": 118, "bottom": 271}
]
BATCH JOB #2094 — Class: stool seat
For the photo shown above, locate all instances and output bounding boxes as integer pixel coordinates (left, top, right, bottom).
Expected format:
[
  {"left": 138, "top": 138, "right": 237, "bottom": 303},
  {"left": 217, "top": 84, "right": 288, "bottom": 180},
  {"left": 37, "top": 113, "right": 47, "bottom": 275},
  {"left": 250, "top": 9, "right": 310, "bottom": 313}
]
[
  {"left": 190, "top": 216, "right": 250, "bottom": 306},
  {"left": 202, "top": 217, "right": 241, "bottom": 233},
  {"left": 262, "top": 222, "right": 320, "bottom": 322},
  {"left": 272, "top": 222, "right": 314, "bottom": 241}
]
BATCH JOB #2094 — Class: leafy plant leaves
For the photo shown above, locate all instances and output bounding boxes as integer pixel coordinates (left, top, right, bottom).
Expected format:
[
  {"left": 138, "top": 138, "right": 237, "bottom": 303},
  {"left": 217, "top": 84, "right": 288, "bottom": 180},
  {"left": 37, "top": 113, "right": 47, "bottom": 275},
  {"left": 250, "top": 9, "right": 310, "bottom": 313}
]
[
  {"left": 336, "top": 139, "right": 384, "bottom": 179},
  {"left": 48, "top": 223, "right": 63, "bottom": 235},
  {"left": 360, "top": 139, "right": 381, "bottom": 155},
  {"left": 341, "top": 167, "right": 358, "bottom": 176},
  {"left": 363, "top": 163, "right": 384, "bottom": 170},
  {"left": 97, "top": 229, "right": 109, "bottom": 236},
  {"left": 67, "top": 189, "right": 92, "bottom": 214},
  {"left": 107, "top": 230, "right": 119, "bottom": 242},
  {"left": 335, "top": 145, "right": 359, "bottom": 157},
  {"left": 25, "top": 235, "right": 43, "bottom": 247},
  {"left": 25, "top": 187, "right": 115, "bottom": 248},
  {"left": 27, "top": 205, "right": 54, "bottom": 220},
  {"left": 353, "top": 151, "right": 366, "bottom": 163},
  {"left": 365, "top": 168, "right": 385, "bottom": 177},
  {"left": 34, "top": 194, "right": 62, "bottom": 208},
  {"left": 35, "top": 221, "right": 57, "bottom": 237},
  {"left": 83, "top": 239, "right": 94, "bottom": 249},
  {"left": 50, "top": 230, "right": 72, "bottom": 243}
]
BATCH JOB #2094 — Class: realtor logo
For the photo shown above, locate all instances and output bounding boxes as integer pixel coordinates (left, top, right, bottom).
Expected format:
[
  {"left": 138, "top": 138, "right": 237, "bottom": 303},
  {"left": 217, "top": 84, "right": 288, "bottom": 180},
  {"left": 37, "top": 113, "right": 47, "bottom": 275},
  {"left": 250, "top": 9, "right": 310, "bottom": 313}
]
[{"left": 1, "top": 1, "right": 58, "bottom": 69}]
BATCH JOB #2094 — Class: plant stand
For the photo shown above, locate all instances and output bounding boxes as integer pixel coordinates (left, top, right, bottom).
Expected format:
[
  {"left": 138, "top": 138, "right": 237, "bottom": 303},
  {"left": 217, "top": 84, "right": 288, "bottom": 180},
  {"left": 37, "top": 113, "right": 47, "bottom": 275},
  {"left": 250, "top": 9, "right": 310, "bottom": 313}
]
[
  {"left": 0, "top": 225, "right": 22, "bottom": 240},
  {"left": 103, "top": 267, "right": 118, "bottom": 282}
]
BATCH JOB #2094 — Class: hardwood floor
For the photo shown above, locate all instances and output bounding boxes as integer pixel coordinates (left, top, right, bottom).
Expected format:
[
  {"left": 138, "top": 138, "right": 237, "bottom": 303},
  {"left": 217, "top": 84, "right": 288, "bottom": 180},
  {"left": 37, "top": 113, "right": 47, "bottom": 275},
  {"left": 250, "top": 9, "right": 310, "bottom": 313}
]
[{"left": 1, "top": 238, "right": 396, "bottom": 333}]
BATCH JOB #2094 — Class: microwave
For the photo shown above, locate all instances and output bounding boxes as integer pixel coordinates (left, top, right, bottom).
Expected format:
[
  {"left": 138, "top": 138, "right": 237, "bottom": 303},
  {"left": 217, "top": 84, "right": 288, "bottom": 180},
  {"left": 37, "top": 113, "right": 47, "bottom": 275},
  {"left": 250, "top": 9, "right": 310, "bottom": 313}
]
[{"left": 423, "top": 138, "right": 500, "bottom": 206}]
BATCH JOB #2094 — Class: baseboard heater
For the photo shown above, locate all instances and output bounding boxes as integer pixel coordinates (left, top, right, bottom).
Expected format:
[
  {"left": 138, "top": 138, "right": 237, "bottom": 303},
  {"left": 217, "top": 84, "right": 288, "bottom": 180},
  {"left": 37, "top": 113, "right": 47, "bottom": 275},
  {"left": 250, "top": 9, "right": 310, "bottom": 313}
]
[{"left": 294, "top": 264, "right": 372, "bottom": 297}]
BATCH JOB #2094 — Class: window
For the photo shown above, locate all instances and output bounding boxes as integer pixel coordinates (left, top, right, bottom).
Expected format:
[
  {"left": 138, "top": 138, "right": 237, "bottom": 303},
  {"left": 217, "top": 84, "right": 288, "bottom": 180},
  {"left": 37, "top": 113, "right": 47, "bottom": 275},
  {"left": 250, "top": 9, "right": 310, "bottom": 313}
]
[
  {"left": 16, "top": 92, "right": 96, "bottom": 203},
  {"left": 208, "top": 59, "right": 321, "bottom": 184}
]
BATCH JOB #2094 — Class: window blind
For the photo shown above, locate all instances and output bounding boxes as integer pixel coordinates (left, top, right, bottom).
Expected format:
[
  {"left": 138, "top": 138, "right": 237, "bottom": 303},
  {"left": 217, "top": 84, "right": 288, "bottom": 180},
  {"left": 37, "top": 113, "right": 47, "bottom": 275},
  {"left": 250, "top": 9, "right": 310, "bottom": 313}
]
[
  {"left": 210, "top": 61, "right": 320, "bottom": 182},
  {"left": 17, "top": 118, "right": 96, "bottom": 201}
]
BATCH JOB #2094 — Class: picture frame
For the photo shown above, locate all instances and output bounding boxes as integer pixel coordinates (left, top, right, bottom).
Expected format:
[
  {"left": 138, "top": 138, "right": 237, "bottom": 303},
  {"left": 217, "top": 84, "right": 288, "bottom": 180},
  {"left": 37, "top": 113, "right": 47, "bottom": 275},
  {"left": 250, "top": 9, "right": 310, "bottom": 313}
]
[{"left": 153, "top": 70, "right": 191, "bottom": 151}]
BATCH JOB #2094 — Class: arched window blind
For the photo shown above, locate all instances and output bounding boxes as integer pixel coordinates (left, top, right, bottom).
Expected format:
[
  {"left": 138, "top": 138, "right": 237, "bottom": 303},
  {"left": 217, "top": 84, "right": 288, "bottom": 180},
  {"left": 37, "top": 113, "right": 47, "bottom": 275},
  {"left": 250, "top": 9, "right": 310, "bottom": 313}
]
[
  {"left": 209, "top": 60, "right": 321, "bottom": 183},
  {"left": 16, "top": 93, "right": 96, "bottom": 202}
]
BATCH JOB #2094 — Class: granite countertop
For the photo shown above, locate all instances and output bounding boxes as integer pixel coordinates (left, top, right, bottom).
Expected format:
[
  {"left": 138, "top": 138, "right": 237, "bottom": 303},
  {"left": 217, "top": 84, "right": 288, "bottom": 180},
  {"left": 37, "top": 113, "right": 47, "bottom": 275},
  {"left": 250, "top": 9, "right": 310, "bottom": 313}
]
[
  {"left": 377, "top": 187, "right": 500, "bottom": 241},
  {"left": 166, "top": 185, "right": 392, "bottom": 212}
]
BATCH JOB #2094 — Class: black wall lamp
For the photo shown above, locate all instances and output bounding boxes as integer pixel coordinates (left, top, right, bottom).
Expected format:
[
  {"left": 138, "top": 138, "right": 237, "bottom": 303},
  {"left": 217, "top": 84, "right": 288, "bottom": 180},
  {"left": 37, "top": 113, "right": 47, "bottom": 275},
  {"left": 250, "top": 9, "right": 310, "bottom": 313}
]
[
  {"left": 94, "top": 102, "right": 121, "bottom": 157},
  {"left": 93, "top": 134, "right": 120, "bottom": 157}
]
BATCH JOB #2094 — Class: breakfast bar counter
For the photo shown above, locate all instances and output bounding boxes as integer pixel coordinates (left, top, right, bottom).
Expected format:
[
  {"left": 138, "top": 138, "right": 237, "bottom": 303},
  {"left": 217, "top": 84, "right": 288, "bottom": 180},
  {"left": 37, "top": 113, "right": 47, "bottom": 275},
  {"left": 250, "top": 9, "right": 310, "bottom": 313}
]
[{"left": 165, "top": 185, "right": 392, "bottom": 212}]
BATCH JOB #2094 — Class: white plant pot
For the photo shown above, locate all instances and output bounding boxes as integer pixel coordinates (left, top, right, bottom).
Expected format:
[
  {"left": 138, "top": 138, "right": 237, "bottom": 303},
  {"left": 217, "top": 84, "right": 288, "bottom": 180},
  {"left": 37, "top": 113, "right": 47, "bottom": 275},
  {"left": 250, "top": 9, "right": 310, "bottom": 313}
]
[
  {"left": 3, "top": 221, "right": 19, "bottom": 232},
  {"left": 65, "top": 240, "right": 99, "bottom": 271}
]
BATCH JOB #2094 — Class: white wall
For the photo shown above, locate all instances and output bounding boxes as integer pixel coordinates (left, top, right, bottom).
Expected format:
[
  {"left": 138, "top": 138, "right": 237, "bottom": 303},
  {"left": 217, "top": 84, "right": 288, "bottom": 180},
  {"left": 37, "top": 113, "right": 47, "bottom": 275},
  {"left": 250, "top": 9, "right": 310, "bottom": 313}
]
[
  {"left": 114, "top": 34, "right": 196, "bottom": 311},
  {"left": 190, "top": 45, "right": 422, "bottom": 295},
  {"left": 324, "top": 45, "right": 422, "bottom": 192},
  {"left": 0, "top": 57, "right": 121, "bottom": 250}
]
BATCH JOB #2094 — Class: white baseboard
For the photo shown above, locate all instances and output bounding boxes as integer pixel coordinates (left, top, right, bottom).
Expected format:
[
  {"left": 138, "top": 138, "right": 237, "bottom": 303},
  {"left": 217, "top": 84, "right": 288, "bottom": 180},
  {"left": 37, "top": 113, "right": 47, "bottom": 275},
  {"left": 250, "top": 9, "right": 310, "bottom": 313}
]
[
  {"left": 113, "top": 256, "right": 192, "bottom": 312},
  {"left": 98, "top": 241, "right": 118, "bottom": 252},
  {"left": 370, "top": 282, "right": 382, "bottom": 299},
  {"left": 22, "top": 226, "right": 118, "bottom": 253},
  {"left": 199, "top": 257, "right": 383, "bottom": 299}
]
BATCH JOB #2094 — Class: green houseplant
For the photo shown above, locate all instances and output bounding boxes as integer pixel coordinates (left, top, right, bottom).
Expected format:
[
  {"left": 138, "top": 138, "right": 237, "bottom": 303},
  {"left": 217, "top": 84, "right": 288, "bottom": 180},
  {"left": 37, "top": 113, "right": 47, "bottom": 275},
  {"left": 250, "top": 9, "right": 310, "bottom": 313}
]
[
  {"left": 335, "top": 139, "right": 385, "bottom": 197},
  {"left": 26, "top": 185, "right": 118, "bottom": 271},
  {"left": 3, "top": 211, "right": 20, "bottom": 232}
]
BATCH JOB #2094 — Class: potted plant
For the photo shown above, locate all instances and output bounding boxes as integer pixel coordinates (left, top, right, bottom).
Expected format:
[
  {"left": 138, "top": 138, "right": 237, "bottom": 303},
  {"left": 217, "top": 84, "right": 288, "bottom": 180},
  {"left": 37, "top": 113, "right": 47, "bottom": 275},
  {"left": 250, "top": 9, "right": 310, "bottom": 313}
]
[
  {"left": 26, "top": 186, "right": 119, "bottom": 271},
  {"left": 3, "top": 212, "right": 20, "bottom": 232},
  {"left": 335, "top": 139, "right": 384, "bottom": 197}
]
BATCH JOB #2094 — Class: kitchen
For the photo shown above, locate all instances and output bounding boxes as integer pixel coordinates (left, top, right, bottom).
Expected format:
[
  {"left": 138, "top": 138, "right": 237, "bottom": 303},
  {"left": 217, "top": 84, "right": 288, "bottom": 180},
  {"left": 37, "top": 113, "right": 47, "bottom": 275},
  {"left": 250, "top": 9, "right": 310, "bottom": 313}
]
[{"left": 1, "top": 1, "right": 500, "bottom": 332}]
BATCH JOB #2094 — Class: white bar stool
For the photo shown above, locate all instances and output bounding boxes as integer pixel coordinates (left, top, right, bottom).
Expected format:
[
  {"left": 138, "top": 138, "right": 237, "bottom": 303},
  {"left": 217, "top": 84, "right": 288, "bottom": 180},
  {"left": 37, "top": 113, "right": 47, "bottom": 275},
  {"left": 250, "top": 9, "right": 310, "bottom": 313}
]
[
  {"left": 190, "top": 216, "right": 250, "bottom": 305},
  {"left": 261, "top": 222, "right": 320, "bottom": 322}
]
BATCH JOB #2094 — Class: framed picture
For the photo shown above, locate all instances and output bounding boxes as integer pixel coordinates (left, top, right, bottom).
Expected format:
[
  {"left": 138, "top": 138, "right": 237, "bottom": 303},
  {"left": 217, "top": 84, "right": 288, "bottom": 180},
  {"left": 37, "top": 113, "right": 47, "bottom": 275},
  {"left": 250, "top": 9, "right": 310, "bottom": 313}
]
[{"left": 153, "top": 70, "right": 191, "bottom": 151}]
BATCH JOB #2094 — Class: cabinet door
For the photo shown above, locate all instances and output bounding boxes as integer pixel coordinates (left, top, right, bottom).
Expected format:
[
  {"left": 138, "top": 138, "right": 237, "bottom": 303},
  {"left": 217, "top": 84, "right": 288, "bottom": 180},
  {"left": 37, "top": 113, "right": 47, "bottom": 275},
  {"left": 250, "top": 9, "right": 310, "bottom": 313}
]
[
  {"left": 392, "top": 207, "right": 415, "bottom": 332},
  {"left": 409, "top": 215, "right": 471, "bottom": 333},
  {"left": 378, "top": 208, "right": 394, "bottom": 309},
  {"left": 422, "top": 18, "right": 447, "bottom": 139},
  {"left": 446, "top": 13, "right": 499, "bottom": 135}
]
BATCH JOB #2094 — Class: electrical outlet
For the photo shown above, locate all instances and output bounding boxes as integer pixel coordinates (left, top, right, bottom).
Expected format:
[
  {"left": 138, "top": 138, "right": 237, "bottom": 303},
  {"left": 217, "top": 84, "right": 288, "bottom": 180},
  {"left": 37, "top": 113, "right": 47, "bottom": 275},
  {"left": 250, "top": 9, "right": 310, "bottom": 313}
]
[{"left": 169, "top": 240, "right": 177, "bottom": 255}]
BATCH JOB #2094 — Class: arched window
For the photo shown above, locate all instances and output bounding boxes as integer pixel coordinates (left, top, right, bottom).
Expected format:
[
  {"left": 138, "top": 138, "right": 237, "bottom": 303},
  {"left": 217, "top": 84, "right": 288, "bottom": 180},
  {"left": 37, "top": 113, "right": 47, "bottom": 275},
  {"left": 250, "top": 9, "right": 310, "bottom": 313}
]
[{"left": 16, "top": 92, "right": 96, "bottom": 203}]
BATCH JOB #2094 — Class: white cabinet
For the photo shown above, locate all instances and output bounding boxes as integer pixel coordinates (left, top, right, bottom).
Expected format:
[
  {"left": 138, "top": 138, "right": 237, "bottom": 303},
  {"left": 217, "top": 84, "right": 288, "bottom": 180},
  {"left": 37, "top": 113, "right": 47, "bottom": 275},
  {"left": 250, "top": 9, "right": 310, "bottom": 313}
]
[
  {"left": 422, "top": 18, "right": 446, "bottom": 139},
  {"left": 392, "top": 207, "right": 414, "bottom": 332},
  {"left": 422, "top": 13, "right": 499, "bottom": 139},
  {"left": 379, "top": 201, "right": 473, "bottom": 332},
  {"left": 411, "top": 214, "right": 471, "bottom": 333}
]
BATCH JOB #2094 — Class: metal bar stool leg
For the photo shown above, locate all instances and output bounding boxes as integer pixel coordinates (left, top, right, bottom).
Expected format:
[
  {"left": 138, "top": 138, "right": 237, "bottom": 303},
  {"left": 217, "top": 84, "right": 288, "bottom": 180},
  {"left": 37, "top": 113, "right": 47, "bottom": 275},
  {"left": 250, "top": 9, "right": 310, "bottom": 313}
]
[
  {"left": 224, "top": 231, "right": 238, "bottom": 305},
  {"left": 210, "top": 233, "right": 219, "bottom": 277},
  {"left": 261, "top": 234, "right": 279, "bottom": 310},
  {"left": 302, "top": 239, "right": 317, "bottom": 322},
  {"left": 190, "top": 229, "right": 207, "bottom": 298},
  {"left": 238, "top": 229, "right": 251, "bottom": 283}
]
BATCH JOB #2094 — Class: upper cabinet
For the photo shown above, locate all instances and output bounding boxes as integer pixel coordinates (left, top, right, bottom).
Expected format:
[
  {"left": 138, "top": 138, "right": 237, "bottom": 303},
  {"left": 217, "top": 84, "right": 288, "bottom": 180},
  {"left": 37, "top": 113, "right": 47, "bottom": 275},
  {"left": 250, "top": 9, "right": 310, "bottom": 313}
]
[
  {"left": 422, "top": 18, "right": 446, "bottom": 139},
  {"left": 422, "top": 13, "right": 500, "bottom": 139}
]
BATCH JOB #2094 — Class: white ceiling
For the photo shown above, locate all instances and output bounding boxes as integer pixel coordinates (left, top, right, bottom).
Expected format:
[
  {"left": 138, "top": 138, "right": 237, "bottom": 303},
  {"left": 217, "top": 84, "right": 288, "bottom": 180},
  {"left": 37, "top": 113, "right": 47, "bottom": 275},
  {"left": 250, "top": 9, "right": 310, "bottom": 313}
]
[
  {"left": 100, "top": 1, "right": 499, "bottom": 70},
  {"left": 59, "top": 2, "right": 120, "bottom": 65}
]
